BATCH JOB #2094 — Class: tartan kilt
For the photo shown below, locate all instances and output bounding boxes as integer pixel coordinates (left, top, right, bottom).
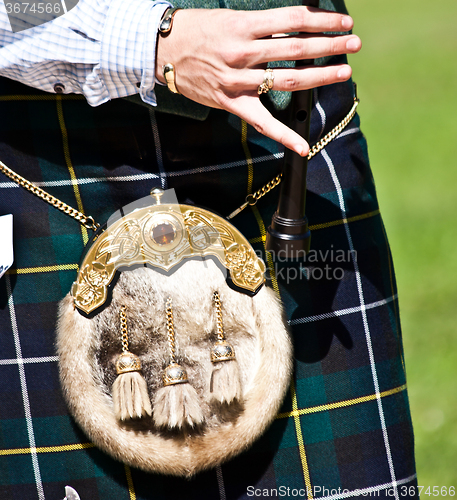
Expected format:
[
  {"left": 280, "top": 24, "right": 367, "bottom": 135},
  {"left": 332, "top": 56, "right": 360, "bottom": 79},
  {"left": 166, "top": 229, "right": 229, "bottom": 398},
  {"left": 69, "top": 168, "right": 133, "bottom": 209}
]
[{"left": 0, "top": 63, "right": 418, "bottom": 499}]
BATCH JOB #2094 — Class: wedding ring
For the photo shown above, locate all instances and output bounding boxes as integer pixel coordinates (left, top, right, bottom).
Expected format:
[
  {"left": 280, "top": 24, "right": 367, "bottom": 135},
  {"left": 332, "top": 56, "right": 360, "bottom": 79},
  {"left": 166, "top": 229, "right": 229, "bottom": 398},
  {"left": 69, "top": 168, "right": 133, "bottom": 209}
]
[
  {"left": 163, "top": 63, "right": 180, "bottom": 94},
  {"left": 257, "top": 68, "right": 274, "bottom": 95}
]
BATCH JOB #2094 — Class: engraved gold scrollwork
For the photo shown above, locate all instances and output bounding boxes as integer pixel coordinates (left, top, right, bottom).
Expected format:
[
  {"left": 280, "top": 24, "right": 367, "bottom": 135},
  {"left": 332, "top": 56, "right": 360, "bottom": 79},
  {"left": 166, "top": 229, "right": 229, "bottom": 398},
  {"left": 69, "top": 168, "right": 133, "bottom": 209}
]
[
  {"left": 72, "top": 204, "right": 265, "bottom": 315},
  {"left": 71, "top": 254, "right": 114, "bottom": 310},
  {"left": 225, "top": 244, "right": 265, "bottom": 288},
  {"left": 183, "top": 211, "right": 234, "bottom": 249},
  {"left": 109, "top": 220, "right": 142, "bottom": 262}
]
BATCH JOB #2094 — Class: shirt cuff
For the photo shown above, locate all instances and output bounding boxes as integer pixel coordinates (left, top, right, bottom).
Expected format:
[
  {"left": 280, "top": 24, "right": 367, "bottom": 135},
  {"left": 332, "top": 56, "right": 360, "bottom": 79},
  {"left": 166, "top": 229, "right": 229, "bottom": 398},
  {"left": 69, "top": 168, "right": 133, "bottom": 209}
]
[{"left": 99, "top": 0, "right": 171, "bottom": 105}]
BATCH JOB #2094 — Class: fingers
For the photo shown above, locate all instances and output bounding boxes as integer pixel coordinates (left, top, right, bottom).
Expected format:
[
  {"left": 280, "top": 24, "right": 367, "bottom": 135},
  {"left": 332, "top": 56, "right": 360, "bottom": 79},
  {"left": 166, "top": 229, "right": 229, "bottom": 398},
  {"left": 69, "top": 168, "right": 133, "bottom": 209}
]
[
  {"left": 233, "top": 64, "right": 352, "bottom": 93},
  {"left": 248, "top": 6, "right": 354, "bottom": 39},
  {"left": 227, "top": 96, "right": 309, "bottom": 157},
  {"left": 251, "top": 34, "right": 361, "bottom": 65}
]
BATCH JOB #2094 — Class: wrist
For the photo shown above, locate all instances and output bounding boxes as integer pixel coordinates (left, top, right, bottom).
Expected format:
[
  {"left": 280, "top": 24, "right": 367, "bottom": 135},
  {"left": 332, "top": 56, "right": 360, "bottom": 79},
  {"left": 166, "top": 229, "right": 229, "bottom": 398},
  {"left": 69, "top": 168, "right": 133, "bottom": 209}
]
[{"left": 155, "top": 7, "right": 182, "bottom": 85}]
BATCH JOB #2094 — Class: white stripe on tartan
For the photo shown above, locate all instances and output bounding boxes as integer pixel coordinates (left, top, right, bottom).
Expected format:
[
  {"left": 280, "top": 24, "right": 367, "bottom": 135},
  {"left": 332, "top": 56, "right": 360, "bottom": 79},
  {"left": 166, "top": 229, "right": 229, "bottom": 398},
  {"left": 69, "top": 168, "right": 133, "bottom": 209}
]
[
  {"left": 0, "top": 296, "right": 397, "bottom": 363},
  {"left": 289, "top": 294, "right": 398, "bottom": 325},
  {"left": 216, "top": 465, "right": 227, "bottom": 500},
  {"left": 0, "top": 129, "right": 359, "bottom": 193},
  {"left": 0, "top": 153, "right": 283, "bottom": 189},
  {"left": 0, "top": 356, "right": 58, "bottom": 365},
  {"left": 314, "top": 473, "right": 417, "bottom": 500},
  {"left": 5, "top": 275, "right": 45, "bottom": 500},
  {"left": 314, "top": 88, "right": 327, "bottom": 140},
  {"left": 149, "top": 109, "right": 167, "bottom": 190},
  {"left": 0, "top": 174, "right": 158, "bottom": 189},
  {"left": 163, "top": 153, "right": 283, "bottom": 177},
  {"left": 335, "top": 127, "right": 360, "bottom": 140},
  {"left": 322, "top": 147, "right": 399, "bottom": 500}
]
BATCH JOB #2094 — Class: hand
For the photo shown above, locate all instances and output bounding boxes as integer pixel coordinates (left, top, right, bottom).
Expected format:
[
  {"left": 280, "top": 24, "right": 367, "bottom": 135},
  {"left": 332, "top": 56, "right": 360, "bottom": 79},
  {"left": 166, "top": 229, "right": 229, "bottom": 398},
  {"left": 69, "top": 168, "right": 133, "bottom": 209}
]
[{"left": 155, "top": 6, "right": 361, "bottom": 156}]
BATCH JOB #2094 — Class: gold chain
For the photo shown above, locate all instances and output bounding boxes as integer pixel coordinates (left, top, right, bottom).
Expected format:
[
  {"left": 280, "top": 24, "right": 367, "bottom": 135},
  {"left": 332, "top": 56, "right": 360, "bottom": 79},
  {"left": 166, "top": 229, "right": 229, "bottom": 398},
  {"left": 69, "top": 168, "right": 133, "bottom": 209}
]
[
  {"left": 165, "top": 297, "right": 177, "bottom": 364},
  {"left": 227, "top": 97, "right": 359, "bottom": 220},
  {"left": 119, "top": 305, "right": 130, "bottom": 353},
  {"left": 0, "top": 160, "right": 99, "bottom": 231},
  {"left": 1, "top": 97, "right": 359, "bottom": 226},
  {"left": 213, "top": 292, "right": 225, "bottom": 341}
]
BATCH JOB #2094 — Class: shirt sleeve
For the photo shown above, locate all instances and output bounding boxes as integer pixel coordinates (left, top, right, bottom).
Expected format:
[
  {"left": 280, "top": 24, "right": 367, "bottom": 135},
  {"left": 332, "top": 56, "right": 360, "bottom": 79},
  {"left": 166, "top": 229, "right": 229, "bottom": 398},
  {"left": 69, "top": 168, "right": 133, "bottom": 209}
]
[{"left": 0, "top": 0, "right": 171, "bottom": 106}]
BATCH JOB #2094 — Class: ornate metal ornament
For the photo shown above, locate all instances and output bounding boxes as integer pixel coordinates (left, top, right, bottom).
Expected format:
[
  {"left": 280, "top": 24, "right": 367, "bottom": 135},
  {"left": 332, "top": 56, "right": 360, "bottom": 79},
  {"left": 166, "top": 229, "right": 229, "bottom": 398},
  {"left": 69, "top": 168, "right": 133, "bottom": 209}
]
[
  {"left": 71, "top": 189, "right": 266, "bottom": 315},
  {"left": 57, "top": 188, "right": 292, "bottom": 476}
]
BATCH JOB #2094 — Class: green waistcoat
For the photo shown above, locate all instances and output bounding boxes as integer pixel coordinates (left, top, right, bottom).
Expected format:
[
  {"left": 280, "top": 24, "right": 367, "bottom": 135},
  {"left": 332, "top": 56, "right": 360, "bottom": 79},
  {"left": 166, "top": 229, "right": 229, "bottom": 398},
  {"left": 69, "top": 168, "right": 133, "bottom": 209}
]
[{"left": 129, "top": 0, "right": 348, "bottom": 119}]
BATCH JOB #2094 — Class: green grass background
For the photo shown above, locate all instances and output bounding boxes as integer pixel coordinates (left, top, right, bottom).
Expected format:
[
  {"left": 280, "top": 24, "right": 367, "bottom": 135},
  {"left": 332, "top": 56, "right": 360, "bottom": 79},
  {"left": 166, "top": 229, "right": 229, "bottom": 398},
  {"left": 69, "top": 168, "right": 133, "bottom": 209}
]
[{"left": 346, "top": 0, "right": 457, "bottom": 486}]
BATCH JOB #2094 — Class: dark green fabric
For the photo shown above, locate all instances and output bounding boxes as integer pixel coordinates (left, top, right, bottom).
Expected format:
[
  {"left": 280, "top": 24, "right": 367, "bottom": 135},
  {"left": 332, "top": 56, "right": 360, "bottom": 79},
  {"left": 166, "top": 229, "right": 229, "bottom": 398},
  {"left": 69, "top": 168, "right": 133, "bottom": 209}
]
[{"left": 0, "top": 56, "right": 418, "bottom": 497}]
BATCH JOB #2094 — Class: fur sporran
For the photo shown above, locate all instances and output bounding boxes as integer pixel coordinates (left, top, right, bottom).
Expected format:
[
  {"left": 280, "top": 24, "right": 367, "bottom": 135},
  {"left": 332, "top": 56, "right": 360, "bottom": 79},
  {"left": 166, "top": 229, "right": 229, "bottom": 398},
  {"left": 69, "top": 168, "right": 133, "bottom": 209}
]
[{"left": 56, "top": 189, "right": 292, "bottom": 477}]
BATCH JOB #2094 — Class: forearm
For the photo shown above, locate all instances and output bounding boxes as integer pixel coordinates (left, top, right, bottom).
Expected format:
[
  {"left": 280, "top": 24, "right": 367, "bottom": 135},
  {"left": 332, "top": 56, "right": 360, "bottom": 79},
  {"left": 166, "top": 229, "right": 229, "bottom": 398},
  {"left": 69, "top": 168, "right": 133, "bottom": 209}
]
[{"left": 0, "top": 0, "right": 170, "bottom": 105}]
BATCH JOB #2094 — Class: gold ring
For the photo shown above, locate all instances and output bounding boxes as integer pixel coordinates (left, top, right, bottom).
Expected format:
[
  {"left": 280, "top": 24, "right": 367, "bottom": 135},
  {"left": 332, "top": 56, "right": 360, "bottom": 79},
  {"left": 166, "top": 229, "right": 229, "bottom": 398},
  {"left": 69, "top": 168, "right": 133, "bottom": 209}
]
[
  {"left": 163, "top": 63, "right": 180, "bottom": 94},
  {"left": 257, "top": 68, "right": 274, "bottom": 95}
]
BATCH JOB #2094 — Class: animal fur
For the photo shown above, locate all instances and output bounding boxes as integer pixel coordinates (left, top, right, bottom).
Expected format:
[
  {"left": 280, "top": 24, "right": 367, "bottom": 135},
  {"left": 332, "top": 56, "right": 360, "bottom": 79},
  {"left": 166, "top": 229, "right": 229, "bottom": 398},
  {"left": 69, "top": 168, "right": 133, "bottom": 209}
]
[
  {"left": 112, "top": 370, "right": 152, "bottom": 421},
  {"left": 153, "top": 382, "right": 204, "bottom": 429},
  {"left": 57, "top": 259, "right": 293, "bottom": 477},
  {"left": 209, "top": 359, "right": 242, "bottom": 404}
]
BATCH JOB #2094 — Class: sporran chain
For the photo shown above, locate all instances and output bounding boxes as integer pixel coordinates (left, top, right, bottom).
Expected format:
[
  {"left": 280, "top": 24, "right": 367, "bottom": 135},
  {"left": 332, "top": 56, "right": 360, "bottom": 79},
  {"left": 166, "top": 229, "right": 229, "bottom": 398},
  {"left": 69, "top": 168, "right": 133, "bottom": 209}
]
[
  {"left": 227, "top": 97, "right": 359, "bottom": 219},
  {"left": 213, "top": 292, "right": 225, "bottom": 341},
  {"left": 119, "top": 305, "right": 130, "bottom": 354},
  {"left": 165, "top": 297, "right": 177, "bottom": 364},
  {"left": 0, "top": 160, "right": 99, "bottom": 231}
]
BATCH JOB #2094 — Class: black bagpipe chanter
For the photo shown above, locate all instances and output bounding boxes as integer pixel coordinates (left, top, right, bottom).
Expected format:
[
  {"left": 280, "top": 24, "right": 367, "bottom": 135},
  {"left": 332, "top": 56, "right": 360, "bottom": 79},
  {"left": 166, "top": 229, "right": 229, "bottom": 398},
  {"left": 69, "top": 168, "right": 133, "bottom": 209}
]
[{"left": 265, "top": 0, "right": 320, "bottom": 258}]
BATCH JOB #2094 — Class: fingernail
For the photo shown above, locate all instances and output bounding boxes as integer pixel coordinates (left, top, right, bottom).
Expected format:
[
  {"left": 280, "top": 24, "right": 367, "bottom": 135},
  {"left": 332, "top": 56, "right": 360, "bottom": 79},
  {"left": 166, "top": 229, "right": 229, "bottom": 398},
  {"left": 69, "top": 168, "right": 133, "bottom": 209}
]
[
  {"left": 337, "top": 67, "right": 351, "bottom": 79},
  {"left": 295, "top": 145, "right": 308, "bottom": 157},
  {"left": 346, "top": 38, "right": 360, "bottom": 51},
  {"left": 341, "top": 16, "right": 353, "bottom": 30}
]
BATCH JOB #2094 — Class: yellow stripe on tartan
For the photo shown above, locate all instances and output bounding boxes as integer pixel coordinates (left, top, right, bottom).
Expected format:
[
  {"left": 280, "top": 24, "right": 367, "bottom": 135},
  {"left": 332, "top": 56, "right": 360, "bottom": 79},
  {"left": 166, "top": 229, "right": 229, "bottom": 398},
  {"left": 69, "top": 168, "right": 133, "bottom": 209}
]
[
  {"left": 290, "top": 379, "right": 313, "bottom": 499},
  {"left": 240, "top": 122, "right": 279, "bottom": 293},
  {"left": 0, "top": 94, "right": 84, "bottom": 101},
  {"left": 276, "top": 384, "right": 407, "bottom": 419},
  {"left": 240, "top": 122, "right": 311, "bottom": 489},
  {"left": 0, "top": 442, "right": 95, "bottom": 456},
  {"left": 7, "top": 264, "right": 79, "bottom": 275},
  {"left": 248, "top": 208, "right": 381, "bottom": 245},
  {"left": 241, "top": 120, "right": 254, "bottom": 195},
  {"left": 124, "top": 464, "right": 137, "bottom": 500},
  {"left": 56, "top": 96, "right": 89, "bottom": 245},
  {"left": 252, "top": 205, "right": 280, "bottom": 295},
  {"left": 249, "top": 235, "right": 266, "bottom": 244},
  {"left": 308, "top": 208, "right": 380, "bottom": 231}
]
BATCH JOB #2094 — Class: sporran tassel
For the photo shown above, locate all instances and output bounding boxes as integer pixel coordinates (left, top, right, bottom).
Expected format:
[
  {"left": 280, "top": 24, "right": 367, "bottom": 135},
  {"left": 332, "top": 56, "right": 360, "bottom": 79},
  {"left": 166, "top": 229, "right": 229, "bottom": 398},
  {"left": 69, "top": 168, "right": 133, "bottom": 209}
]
[
  {"left": 209, "top": 292, "right": 242, "bottom": 404},
  {"left": 112, "top": 306, "right": 152, "bottom": 420},
  {"left": 153, "top": 298, "right": 203, "bottom": 429}
]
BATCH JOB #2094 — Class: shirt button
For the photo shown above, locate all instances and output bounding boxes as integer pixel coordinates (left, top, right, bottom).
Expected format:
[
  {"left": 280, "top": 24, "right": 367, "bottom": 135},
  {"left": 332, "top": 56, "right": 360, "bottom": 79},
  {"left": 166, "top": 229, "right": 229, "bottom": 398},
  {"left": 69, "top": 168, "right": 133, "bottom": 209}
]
[
  {"left": 136, "top": 82, "right": 141, "bottom": 88},
  {"left": 54, "top": 83, "right": 65, "bottom": 94}
]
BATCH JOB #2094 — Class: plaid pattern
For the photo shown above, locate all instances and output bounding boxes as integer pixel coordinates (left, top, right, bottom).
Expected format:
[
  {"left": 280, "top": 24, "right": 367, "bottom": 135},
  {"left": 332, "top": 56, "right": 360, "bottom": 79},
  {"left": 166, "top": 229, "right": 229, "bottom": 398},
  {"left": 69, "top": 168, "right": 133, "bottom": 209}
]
[
  {"left": 0, "top": 0, "right": 170, "bottom": 105},
  {"left": 0, "top": 62, "right": 417, "bottom": 499}
]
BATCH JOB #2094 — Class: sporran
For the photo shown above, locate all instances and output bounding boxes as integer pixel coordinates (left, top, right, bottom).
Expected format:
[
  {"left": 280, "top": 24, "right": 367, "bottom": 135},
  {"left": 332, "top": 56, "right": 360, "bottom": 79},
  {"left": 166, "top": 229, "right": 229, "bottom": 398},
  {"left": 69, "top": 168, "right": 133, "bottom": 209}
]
[{"left": 56, "top": 188, "right": 292, "bottom": 476}]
